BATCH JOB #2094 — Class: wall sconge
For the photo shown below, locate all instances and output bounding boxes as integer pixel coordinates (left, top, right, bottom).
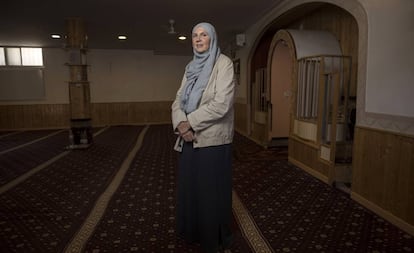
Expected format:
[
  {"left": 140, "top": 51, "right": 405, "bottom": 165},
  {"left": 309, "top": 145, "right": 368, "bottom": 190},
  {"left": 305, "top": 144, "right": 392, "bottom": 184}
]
[{"left": 236, "top": 34, "right": 246, "bottom": 47}]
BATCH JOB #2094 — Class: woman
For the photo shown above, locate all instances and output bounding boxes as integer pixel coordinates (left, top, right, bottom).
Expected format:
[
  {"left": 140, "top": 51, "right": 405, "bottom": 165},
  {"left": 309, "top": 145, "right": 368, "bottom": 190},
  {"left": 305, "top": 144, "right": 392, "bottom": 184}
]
[{"left": 171, "top": 22, "right": 235, "bottom": 253}]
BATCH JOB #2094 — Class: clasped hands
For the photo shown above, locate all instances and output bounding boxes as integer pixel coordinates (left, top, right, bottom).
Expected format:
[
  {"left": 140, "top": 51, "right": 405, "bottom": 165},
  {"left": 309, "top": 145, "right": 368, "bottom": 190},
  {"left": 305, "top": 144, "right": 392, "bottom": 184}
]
[{"left": 177, "top": 121, "right": 195, "bottom": 142}]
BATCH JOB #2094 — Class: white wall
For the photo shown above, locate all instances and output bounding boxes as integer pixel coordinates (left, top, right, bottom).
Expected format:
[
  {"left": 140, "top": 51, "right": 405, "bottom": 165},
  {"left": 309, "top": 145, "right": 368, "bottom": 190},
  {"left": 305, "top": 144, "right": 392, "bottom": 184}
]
[
  {"left": 362, "top": 0, "right": 414, "bottom": 118},
  {"left": 88, "top": 49, "right": 190, "bottom": 103},
  {"left": 0, "top": 48, "right": 190, "bottom": 105}
]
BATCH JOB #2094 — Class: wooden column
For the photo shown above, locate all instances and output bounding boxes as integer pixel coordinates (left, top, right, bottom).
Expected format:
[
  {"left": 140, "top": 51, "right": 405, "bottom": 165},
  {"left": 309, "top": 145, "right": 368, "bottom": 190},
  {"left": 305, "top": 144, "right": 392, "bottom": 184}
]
[{"left": 66, "top": 17, "right": 92, "bottom": 148}]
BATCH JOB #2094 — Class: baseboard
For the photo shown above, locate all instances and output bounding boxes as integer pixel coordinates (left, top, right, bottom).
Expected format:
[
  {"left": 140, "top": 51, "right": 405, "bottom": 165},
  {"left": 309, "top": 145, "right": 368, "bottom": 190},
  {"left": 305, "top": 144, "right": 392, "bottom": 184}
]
[
  {"left": 234, "top": 128, "right": 266, "bottom": 147},
  {"left": 351, "top": 191, "right": 414, "bottom": 236},
  {"left": 288, "top": 156, "right": 329, "bottom": 184}
]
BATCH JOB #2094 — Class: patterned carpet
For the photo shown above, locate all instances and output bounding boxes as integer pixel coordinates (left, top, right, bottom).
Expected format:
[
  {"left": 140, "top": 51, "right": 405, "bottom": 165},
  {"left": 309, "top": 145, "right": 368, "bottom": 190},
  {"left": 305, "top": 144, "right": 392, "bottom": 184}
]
[
  {"left": 232, "top": 141, "right": 414, "bottom": 252},
  {"left": 0, "top": 125, "right": 413, "bottom": 253},
  {"left": 0, "top": 129, "right": 60, "bottom": 152},
  {"left": 0, "top": 126, "right": 143, "bottom": 253},
  {"left": 82, "top": 124, "right": 252, "bottom": 253},
  {"left": 0, "top": 130, "right": 68, "bottom": 186},
  {"left": 233, "top": 132, "right": 288, "bottom": 161}
]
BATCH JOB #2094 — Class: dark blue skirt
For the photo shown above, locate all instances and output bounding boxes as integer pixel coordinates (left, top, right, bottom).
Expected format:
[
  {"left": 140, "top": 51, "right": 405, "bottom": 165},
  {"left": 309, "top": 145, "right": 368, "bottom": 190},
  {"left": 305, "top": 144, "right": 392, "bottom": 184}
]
[{"left": 177, "top": 142, "right": 233, "bottom": 253}]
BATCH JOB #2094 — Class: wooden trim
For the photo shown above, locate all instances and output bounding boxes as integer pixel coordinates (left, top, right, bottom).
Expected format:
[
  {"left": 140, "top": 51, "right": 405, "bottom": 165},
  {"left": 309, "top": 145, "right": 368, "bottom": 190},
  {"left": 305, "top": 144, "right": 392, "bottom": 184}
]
[
  {"left": 289, "top": 134, "right": 319, "bottom": 149},
  {"left": 351, "top": 192, "right": 414, "bottom": 236},
  {"left": 356, "top": 125, "right": 414, "bottom": 139},
  {"left": 288, "top": 156, "right": 329, "bottom": 184}
]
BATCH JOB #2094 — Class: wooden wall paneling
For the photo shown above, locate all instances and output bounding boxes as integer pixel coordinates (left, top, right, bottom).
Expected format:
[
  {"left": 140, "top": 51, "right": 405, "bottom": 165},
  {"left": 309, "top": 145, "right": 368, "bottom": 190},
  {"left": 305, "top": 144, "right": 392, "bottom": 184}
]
[
  {"left": 159, "top": 101, "right": 174, "bottom": 123},
  {"left": 395, "top": 136, "right": 414, "bottom": 224},
  {"left": 352, "top": 128, "right": 387, "bottom": 206},
  {"left": 0, "top": 104, "right": 69, "bottom": 130},
  {"left": 128, "top": 102, "right": 146, "bottom": 123},
  {"left": 234, "top": 102, "right": 248, "bottom": 135},
  {"left": 353, "top": 127, "right": 414, "bottom": 225},
  {"left": 289, "top": 137, "right": 330, "bottom": 182},
  {"left": 250, "top": 122, "right": 266, "bottom": 145},
  {"left": 90, "top": 103, "right": 104, "bottom": 125},
  {"left": 90, "top": 101, "right": 172, "bottom": 127},
  {"left": 147, "top": 101, "right": 170, "bottom": 123},
  {"left": 113, "top": 103, "right": 126, "bottom": 124},
  {"left": 31, "top": 105, "right": 42, "bottom": 128}
]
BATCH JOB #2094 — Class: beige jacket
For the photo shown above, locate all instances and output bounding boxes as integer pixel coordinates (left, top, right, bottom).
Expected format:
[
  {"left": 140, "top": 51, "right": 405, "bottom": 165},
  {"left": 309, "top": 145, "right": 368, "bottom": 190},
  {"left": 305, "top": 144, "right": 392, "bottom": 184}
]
[{"left": 171, "top": 54, "right": 235, "bottom": 151}]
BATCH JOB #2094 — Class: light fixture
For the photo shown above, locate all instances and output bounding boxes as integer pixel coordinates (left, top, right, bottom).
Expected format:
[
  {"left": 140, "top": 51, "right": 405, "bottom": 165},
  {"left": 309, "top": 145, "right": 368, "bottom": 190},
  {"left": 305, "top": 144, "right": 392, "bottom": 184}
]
[
  {"left": 118, "top": 35, "right": 127, "bottom": 40},
  {"left": 178, "top": 35, "right": 186, "bottom": 40},
  {"left": 51, "top": 34, "right": 61, "bottom": 39}
]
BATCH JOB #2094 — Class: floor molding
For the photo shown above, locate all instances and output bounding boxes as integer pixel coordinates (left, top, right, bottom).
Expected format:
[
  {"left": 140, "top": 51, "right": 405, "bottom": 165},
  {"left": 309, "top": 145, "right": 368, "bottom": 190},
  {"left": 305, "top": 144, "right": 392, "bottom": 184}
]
[{"left": 351, "top": 191, "right": 414, "bottom": 236}]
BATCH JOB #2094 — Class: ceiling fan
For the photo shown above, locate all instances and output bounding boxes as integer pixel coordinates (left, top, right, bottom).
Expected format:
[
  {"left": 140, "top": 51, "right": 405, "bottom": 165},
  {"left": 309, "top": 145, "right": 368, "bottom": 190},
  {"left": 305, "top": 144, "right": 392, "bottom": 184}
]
[
  {"left": 167, "top": 19, "right": 177, "bottom": 35},
  {"left": 158, "top": 19, "right": 188, "bottom": 46}
]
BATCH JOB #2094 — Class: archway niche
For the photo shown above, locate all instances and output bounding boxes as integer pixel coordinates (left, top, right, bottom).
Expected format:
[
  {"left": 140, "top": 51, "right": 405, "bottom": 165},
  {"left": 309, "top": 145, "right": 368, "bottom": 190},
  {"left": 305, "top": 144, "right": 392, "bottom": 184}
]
[{"left": 267, "top": 29, "right": 353, "bottom": 186}]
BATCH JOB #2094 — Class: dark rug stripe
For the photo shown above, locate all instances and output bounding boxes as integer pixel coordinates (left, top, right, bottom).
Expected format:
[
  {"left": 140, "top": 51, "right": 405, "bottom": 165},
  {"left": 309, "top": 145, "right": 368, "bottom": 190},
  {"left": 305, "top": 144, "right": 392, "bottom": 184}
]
[
  {"left": 0, "top": 129, "right": 59, "bottom": 152},
  {"left": 83, "top": 124, "right": 252, "bottom": 253},
  {"left": 0, "top": 127, "right": 106, "bottom": 187},
  {"left": 232, "top": 134, "right": 414, "bottom": 253},
  {"left": 0, "top": 131, "right": 69, "bottom": 186},
  {"left": 0, "top": 126, "right": 143, "bottom": 253}
]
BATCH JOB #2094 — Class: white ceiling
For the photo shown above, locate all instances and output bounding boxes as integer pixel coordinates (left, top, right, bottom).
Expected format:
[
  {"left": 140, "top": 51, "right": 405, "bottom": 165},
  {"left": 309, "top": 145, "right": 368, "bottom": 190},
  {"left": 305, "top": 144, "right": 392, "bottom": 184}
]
[{"left": 1, "top": 0, "right": 284, "bottom": 55}]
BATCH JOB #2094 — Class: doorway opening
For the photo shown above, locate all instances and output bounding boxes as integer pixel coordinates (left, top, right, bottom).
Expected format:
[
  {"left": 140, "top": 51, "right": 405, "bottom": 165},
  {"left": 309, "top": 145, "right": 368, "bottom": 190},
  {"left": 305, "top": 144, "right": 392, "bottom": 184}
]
[{"left": 268, "top": 40, "right": 292, "bottom": 147}]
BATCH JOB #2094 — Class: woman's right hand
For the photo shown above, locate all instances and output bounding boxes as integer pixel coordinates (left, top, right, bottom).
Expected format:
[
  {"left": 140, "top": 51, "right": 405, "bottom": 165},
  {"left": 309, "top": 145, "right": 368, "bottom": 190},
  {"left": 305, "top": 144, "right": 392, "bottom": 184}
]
[
  {"left": 181, "top": 130, "right": 195, "bottom": 142},
  {"left": 177, "top": 121, "right": 195, "bottom": 142},
  {"left": 177, "top": 121, "right": 191, "bottom": 135}
]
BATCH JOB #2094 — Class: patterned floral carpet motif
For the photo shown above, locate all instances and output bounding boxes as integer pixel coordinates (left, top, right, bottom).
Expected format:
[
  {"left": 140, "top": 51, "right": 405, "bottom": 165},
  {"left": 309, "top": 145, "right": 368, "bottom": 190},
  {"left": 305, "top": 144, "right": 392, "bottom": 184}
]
[
  {"left": 232, "top": 143, "right": 414, "bottom": 252},
  {"left": 0, "top": 129, "right": 60, "bottom": 152},
  {"left": 0, "top": 126, "right": 143, "bottom": 253},
  {"left": 0, "top": 125, "right": 413, "bottom": 253},
  {"left": 82, "top": 124, "right": 252, "bottom": 253},
  {"left": 0, "top": 130, "right": 69, "bottom": 186}
]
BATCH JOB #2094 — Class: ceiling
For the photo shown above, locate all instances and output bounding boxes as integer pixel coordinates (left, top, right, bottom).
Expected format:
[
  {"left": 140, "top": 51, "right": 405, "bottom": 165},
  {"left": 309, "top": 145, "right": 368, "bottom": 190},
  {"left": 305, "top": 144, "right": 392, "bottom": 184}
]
[{"left": 1, "top": 0, "right": 285, "bottom": 56}]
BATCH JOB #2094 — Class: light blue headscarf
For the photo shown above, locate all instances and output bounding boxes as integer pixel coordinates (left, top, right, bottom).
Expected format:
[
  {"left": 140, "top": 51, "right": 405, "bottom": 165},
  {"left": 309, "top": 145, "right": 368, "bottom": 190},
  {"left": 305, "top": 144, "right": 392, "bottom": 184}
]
[{"left": 180, "top": 22, "right": 221, "bottom": 114}]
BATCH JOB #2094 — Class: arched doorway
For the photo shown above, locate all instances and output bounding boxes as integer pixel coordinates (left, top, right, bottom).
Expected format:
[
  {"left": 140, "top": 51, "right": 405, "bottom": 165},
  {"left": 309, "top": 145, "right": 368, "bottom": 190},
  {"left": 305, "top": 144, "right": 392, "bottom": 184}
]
[
  {"left": 247, "top": 4, "right": 359, "bottom": 193},
  {"left": 267, "top": 29, "right": 353, "bottom": 187},
  {"left": 268, "top": 40, "right": 292, "bottom": 146}
]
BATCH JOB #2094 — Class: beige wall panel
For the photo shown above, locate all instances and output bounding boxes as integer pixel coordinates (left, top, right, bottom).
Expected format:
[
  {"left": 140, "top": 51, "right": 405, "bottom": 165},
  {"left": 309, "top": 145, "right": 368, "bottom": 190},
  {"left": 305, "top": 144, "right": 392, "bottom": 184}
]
[
  {"left": 0, "top": 104, "right": 69, "bottom": 129},
  {"left": 353, "top": 127, "right": 414, "bottom": 225}
]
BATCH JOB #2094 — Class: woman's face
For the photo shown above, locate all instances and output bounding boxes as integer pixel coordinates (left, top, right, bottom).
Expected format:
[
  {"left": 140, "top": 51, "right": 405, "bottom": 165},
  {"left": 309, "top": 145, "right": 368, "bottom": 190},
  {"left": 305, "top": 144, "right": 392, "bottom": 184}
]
[{"left": 192, "top": 26, "right": 210, "bottom": 53}]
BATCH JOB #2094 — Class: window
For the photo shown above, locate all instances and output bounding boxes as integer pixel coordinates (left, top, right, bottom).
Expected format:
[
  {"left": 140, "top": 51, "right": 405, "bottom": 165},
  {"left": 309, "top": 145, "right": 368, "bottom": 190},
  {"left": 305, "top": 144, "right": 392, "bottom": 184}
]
[
  {"left": 22, "top": 48, "right": 43, "bottom": 66},
  {"left": 0, "top": 47, "right": 43, "bottom": 66},
  {"left": 0, "top": 47, "right": 45, "bottom": 101},
  {"left": 0, "top": 48, "right": 5, "bottom": 65},
  {"left": 6, "top": 48, "right": 22, "bottom": 66},
  {"left": 296, "top": 57, "right": 320, "bottom": 120}
]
